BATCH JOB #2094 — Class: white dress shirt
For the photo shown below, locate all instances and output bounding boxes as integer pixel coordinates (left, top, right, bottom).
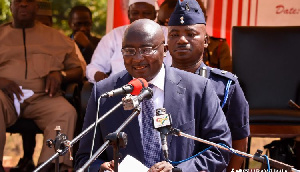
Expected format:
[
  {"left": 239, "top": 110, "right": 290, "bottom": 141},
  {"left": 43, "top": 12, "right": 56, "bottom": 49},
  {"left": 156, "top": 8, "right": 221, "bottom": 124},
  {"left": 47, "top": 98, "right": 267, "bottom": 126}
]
[{"left": 138, "top": 64, "right": 165, "bottom": 142}]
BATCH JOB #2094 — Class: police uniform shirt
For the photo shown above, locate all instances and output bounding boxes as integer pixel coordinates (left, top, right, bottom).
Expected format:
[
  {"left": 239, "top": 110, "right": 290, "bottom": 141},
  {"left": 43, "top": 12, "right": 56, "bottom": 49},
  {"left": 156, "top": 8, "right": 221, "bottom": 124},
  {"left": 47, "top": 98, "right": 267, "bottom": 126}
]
[{"left": 195, "top": 63, "right": 250, "bottom": 140}]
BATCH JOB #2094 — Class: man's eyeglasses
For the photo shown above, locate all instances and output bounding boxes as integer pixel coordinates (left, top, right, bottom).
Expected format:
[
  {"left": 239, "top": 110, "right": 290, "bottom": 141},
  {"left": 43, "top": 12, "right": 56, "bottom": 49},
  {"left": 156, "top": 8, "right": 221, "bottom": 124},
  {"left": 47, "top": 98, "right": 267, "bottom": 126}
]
[{"left": 121, "top": 42, "right": 164, "bottom": 56}]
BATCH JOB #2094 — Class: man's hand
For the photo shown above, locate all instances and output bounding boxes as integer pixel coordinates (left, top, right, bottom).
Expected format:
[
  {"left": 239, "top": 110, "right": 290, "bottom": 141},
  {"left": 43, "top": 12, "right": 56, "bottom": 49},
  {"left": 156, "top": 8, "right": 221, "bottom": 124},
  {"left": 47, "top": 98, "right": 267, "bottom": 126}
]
[
  {"left": 94, "top": 71, "right": 108, "bottom": 82},
  {"left": 0, "top": 77, "right": 23, "bottom": 101},
  {"left": 99, "top": 160, "right": 115, "bottom": 172},
  {"left": 226, "top": 138, "right": 248, "bottom": 172},
  {"left": 148, "top": 161, "right": 173, "bottom": 172},
  {"left": 45, "top": 71, "right": 63, "bottom": 97},
  {"left": 74, "top": 31, "right": 90, "bottom": 48}
]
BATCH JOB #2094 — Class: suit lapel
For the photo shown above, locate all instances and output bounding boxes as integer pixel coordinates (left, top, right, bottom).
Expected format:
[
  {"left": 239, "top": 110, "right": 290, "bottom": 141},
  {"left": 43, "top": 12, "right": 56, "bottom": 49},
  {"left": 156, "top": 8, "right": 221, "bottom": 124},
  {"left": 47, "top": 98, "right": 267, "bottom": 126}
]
[
  {"left": 163, "top": 67, "right": 186, "bottom": 153},
  {"left": 120, "top": 73, "right": 144, "bottom": 161}
]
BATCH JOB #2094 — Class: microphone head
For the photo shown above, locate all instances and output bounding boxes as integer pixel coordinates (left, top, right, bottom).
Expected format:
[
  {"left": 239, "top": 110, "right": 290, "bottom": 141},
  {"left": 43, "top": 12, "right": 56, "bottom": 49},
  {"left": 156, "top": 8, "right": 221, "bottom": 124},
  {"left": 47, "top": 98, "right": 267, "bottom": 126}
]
[
  {"left": 140, "top": 87, "right": 153, "bottom": 100},
  {"left": 128, "top": 78, "right": 148, "bottom": 95}
]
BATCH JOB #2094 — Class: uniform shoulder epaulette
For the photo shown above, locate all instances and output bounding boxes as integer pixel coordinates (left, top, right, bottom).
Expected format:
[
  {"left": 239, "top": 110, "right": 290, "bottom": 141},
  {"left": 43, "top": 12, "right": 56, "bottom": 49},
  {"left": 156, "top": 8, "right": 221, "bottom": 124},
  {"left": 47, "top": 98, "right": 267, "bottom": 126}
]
[{"left": 210, "top": 68, "right": 238, "bottom": 81}]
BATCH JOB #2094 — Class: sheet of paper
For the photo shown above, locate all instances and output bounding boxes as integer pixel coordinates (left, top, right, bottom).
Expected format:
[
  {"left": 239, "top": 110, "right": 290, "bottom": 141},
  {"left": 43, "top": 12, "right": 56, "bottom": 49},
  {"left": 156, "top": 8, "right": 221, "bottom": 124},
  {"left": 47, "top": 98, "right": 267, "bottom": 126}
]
[
  {"left": 119, "top": 155, "right": 148, "bottom": 172},
  {"left": 104, "top": 155, "right": 148, "bottom": 172},
  {"left": 13, "top": 86, "right": 34, "bottom": 116}
]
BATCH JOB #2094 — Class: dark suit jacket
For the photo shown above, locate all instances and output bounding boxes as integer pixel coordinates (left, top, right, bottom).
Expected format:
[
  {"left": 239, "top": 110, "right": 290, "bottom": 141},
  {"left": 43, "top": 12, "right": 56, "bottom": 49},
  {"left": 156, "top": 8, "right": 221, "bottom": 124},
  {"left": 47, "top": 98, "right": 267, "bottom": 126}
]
[{"left": 75, "top": 66, "right": 232, "bottom": 172}]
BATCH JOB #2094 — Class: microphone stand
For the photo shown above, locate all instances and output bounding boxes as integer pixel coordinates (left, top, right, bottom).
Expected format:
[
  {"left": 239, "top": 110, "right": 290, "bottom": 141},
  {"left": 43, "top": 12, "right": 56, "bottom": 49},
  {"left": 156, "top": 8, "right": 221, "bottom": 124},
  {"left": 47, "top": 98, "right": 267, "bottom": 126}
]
[
  {"left": 77, "top": 106, "right": 141, "bottom": 172},
  {"left": 34, "top": 101, "right": 123, "bottom": 172},
  {"left": 169, "top": 128, "right": 298, "bottom": 172}
]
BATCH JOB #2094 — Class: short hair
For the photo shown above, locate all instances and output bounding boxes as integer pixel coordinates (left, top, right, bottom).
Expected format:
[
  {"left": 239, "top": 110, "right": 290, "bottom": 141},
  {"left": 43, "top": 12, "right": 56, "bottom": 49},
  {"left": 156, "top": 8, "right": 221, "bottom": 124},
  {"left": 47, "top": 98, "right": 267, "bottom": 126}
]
[{"left": 68, "top": 5, "right": 92, "bottom": 22}]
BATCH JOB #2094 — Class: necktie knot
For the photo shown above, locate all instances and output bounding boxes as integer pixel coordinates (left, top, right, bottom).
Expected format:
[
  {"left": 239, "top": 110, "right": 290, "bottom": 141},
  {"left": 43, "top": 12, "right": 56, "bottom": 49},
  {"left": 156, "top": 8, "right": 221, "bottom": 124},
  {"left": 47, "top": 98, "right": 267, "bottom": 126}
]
[{"left": 148, "top": 83, "right": 154, "bottom": 89}]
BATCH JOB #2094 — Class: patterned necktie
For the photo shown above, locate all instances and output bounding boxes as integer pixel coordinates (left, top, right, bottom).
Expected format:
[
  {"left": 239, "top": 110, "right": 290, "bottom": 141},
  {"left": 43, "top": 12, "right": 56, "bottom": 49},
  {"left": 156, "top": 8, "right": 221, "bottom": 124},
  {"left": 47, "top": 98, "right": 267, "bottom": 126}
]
[{"left": 142, "top": 84, "right": 161, "bottom": 168}]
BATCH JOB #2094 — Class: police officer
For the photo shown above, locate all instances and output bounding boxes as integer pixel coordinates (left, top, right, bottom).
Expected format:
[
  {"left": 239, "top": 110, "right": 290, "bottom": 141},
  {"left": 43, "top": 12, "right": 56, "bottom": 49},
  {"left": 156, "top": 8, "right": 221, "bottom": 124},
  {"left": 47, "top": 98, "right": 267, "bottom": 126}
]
[{"left": 167, "top": 0, "right": 250, "bottom": 171}]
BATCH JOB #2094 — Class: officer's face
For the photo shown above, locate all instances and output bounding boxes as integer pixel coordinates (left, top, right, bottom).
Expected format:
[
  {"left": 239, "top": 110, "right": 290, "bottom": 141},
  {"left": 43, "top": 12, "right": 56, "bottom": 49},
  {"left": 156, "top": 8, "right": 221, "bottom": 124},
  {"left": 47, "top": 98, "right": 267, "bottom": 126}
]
[
  {"left": 128, "top": 2, "right": 156, "bottom": 23},
  {"left": 10, "top": 0, "right": 38, "bottom": 27},
  {"left": 122, "top": 26, "right": 165, "bottom": 82},
  {"left": 70, "top": 11, "right": 92, "bottom": 36},
  {"left": 168, "top": 24, "right": 206, "bottom": 65}
]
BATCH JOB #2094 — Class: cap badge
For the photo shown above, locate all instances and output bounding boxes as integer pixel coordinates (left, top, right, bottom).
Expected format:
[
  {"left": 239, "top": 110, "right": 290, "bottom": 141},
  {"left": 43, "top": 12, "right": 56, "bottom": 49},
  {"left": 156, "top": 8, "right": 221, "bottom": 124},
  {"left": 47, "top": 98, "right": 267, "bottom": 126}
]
[
  {"left": 185, "top": 2, "right": 190, "bottom": 11},
  {"left": 180, "top": 16, "right": 184, "bottom": 24}
]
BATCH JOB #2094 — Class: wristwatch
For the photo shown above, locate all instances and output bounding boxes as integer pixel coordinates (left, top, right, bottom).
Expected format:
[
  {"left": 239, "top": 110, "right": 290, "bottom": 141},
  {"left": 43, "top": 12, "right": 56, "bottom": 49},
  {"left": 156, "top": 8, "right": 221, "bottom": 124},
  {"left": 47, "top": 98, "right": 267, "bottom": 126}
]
[{"left": 60, "top": 70, "right": 67, "bottom": 79}]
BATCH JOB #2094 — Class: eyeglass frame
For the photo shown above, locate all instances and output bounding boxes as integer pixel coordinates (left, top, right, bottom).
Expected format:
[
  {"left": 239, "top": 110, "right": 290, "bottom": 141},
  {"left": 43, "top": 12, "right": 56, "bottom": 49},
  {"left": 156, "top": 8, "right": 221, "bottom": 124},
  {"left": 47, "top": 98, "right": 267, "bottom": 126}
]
[{"left": 121, "top": 42, "right": 165, "bottom": 56}]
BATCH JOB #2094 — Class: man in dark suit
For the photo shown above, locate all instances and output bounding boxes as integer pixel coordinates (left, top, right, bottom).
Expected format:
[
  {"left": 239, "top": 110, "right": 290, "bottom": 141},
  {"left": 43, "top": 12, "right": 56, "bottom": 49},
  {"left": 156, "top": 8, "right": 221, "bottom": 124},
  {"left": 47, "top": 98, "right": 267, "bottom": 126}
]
[{"left": 75, "top": 19, "right": 231, "bottom": 172}]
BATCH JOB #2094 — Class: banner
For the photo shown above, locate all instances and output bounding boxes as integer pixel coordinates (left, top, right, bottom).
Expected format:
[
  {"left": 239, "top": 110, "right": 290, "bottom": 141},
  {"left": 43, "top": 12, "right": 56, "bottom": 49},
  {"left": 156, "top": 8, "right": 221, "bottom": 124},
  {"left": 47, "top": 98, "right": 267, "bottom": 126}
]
[
  {"left": 206, "top": 0, "right": 300, "bottom": 46},
  {"left": 106, "top": 0, "right": 130, "bottom": 33},
  {"left": 106, "top": 0, "right": 300, "bottom": 46}
]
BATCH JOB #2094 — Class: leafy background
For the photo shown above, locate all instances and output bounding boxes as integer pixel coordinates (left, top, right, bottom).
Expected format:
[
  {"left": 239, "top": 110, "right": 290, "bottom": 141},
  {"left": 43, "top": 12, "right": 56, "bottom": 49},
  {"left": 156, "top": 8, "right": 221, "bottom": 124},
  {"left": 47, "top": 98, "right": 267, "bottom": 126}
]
[{"left": 0, "top": 0, "right": 107, "bottom": 37}]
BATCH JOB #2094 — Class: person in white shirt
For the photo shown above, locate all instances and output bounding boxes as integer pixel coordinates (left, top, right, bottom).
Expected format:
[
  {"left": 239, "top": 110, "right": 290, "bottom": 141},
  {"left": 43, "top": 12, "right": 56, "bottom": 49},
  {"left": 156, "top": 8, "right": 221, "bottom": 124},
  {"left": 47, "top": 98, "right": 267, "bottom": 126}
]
[{"left": 86, "top": 0, "right": 171, "bottom": 83}]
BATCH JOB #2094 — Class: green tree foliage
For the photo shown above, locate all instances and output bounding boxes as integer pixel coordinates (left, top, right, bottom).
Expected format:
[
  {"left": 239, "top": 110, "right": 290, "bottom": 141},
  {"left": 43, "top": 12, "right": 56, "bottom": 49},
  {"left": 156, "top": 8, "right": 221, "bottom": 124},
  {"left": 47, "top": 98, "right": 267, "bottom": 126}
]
[
  {"left": 0, "top": 0, "right": 107, "bottom": 37},
  {"left": 0, "top": 0, "right": 11, "bottom": 22}
]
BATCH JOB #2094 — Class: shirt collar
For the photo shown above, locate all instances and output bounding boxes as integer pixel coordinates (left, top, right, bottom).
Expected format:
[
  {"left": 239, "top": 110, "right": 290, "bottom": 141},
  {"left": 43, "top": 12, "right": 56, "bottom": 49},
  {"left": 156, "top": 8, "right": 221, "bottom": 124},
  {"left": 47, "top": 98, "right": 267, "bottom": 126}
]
[{"left": 148, "top": 64, "right": 165, "bottom": 91}]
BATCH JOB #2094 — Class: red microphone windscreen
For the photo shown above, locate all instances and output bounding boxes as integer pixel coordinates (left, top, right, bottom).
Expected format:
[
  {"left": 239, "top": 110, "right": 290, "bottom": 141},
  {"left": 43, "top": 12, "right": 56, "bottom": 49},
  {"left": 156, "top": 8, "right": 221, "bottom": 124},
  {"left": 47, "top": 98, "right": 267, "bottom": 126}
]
[{"left": 128, "top": 78, "right": 148, "bottom": 95}]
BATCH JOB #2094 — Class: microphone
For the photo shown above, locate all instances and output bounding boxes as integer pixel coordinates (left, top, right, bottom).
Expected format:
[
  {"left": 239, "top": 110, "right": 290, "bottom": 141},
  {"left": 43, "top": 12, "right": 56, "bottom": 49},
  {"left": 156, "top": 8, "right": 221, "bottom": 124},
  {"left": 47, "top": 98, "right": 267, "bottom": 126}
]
[
  {"left": 153, "top": 108, "right": 172, "bottom": 160},
  {"left": 100, "top": 78, "right": 148, "bottom": 98},
  {"left": 199, "top": 67, "right": 207, "bottom": 78},
  {"left": 122, "top": 87, "right": 153, "bottom": 110}
]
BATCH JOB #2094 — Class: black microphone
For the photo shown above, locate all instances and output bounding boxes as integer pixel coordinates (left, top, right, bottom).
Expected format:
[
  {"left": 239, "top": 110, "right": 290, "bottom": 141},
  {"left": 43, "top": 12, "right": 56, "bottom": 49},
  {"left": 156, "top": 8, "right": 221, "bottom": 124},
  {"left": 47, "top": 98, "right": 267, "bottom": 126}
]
[
  {"left": 100, "top": 78, "right": 147, "bottom": 98},
  {"left": 122, "top": 87, "right": 153, "bottom": 110},
  {"left": 136, "top": 87, "right": 153, "bottom": 102},
  {"left": 153, "top": 108, "right": 172, "bottom": 160}
]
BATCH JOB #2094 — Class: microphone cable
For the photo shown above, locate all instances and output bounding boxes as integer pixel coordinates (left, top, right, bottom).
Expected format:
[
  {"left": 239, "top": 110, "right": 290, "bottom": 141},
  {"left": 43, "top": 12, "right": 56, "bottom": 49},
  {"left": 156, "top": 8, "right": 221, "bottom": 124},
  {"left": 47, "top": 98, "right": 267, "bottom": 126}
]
[
  {"left": 167, "top": 143, "right": 271, "bottom": 172},
  {"left": 88, "top": 89, "right": 102, "bottom": 172},
  {"left": 221, "top": 79, "right": 232, "bottom": 108}
]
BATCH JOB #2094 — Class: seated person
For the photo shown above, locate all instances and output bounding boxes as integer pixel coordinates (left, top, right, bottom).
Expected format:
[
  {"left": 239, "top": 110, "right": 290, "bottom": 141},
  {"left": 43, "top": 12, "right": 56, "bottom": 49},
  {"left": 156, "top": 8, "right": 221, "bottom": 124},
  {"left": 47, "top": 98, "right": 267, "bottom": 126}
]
[
  {"left": 68, "top": 5, "right": 101, "bottom": 64},
  {"left": 0, "top": 0, "right": 82, "bottom": 171},
  {"left": 75, "top": 19, "right": 231, "bottom": 172},
  {"left": 167, "top": 0, "right": 249, "bottom": 171},
  {"left": 35, "top": 0, "right": 87, "bottom": 75},
  {"left": 8, "top": 1, "right": 87, "bottom": 171}
]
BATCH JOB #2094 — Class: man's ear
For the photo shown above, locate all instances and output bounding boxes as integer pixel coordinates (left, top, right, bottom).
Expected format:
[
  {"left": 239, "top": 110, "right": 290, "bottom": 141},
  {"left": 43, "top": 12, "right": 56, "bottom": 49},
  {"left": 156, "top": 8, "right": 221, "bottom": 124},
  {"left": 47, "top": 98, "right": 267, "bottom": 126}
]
[
  {"left": 152, "top": 11, "right": 157, "bottom": 21},
  {"left": 164, "top": 44, "right": 168, "bottom": 57},
  {"left": 127, "top": 9, "right": 130, "bottom": 20},
  {"left": 68, "top": 20, "right": 72, "bottom": 27},
  {"left": 204, "top": 35, "right": 208, "bottom": 48},
  {"left": 34, "top": 0, "right": 39, "bottom": 13}
]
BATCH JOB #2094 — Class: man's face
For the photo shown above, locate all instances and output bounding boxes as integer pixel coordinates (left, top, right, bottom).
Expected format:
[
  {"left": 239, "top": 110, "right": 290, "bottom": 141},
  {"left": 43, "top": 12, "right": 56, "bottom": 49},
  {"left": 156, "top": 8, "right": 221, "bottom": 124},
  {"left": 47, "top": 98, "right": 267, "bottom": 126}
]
[
  {"left": 128, "top": 2, "right": 156, "bottom": 23},
  {"left": 157, "top": 4, "right": 174, "bottom": 26},
  {"left": 10, "top": 0, "right": 38, "bottom": 27},
  {"left": 70, "top": 11, "right": 92, "bottom": 36},
  {"left": 168, "top": 24, "right": 206, "bottom": 64},
  {"left": 122, "top": 30, "right": 165, "bottom": 81}
]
